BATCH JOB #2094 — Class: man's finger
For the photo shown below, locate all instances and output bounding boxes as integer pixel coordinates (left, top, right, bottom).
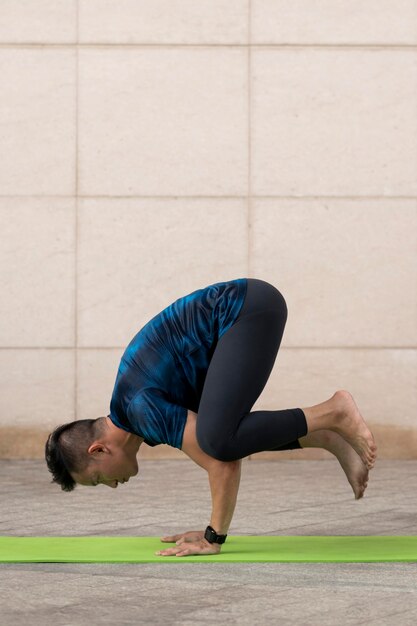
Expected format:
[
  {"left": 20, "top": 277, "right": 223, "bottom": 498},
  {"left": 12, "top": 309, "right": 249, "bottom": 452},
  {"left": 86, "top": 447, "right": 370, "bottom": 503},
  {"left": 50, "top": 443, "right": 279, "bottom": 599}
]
[
  {"left": 176, "top": 549, "right": 190, "bottom": 557},
  {"left": 160, "top": 535, "right": 178, "bottom": 542},
  {"left": 155, "top": 548, "right": 177, "bottom": 556}
]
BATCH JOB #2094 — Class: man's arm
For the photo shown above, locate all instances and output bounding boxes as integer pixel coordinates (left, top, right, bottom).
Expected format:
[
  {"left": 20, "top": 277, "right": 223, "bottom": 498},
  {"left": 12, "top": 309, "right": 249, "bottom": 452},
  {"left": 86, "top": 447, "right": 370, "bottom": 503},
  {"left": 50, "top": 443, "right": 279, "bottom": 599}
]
[
  {"left": 207, "top": 456, "right": 241, "bottom": 535},
  {"left": 181, "top": 410, "right": 242, "bottom": 535},
  {"left": 156, "top": 411, "right": 242, "bottom": 556}
]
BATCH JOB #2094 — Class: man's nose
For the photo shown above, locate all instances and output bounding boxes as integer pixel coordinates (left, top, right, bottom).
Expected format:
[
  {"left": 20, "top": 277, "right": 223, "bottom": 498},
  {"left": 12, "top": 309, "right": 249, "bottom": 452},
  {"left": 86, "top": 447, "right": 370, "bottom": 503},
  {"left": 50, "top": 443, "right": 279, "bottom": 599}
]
[{"left": 106, "top": 481, "right": 118, "bottom": 488}]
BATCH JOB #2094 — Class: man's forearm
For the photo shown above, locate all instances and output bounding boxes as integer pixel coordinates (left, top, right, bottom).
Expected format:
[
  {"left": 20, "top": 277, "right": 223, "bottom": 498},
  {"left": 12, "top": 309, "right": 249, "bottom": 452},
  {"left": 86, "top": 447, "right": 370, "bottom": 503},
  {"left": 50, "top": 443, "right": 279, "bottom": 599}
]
[
  {"left": 180, "top": 410, "right": 242, "bottom": 536},
  {"left": 207, "top": 459, "right": 242, "bottom": 535}
]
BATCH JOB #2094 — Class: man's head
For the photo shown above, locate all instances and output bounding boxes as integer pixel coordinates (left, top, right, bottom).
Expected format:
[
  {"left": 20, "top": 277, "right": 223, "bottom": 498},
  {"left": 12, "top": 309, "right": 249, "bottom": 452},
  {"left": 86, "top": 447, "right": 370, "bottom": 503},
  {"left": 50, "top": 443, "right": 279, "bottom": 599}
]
[{"left": 45, "top": 416, "right": 141, "bottom": 491}]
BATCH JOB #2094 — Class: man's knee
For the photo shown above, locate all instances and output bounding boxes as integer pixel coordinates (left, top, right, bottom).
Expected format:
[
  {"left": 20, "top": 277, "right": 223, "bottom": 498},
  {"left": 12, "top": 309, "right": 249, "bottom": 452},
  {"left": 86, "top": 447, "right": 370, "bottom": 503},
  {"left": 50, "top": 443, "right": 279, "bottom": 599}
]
[
  {"left": 196, "top": 427, "right": 236, "bottom": 462},
  {"left": 249, "top": 279, "right": 288, "bottom": 320}
]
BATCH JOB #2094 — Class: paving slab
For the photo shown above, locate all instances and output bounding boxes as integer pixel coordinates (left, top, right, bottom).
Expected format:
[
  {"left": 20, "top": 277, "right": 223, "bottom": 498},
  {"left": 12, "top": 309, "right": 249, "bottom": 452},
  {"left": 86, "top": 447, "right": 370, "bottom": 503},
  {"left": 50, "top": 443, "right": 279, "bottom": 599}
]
[{"left": 0, "top": 458, "right": 416, "bottom": 625}]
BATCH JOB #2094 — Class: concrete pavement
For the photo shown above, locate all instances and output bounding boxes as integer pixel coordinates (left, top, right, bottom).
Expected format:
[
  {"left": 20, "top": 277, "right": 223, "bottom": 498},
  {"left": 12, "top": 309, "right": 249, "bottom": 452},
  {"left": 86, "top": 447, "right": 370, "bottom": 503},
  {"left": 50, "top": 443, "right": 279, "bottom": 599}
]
[{"left": 0, "top": 458, "right": 416, "bottom": 625}]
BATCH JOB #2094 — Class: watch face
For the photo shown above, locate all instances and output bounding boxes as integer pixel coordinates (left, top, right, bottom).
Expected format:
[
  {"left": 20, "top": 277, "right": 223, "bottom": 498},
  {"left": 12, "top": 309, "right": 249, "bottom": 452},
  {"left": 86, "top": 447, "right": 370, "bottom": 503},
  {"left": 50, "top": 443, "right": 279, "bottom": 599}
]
[{"left": 205, "top": 527, "right": 216, "bottom": 543}]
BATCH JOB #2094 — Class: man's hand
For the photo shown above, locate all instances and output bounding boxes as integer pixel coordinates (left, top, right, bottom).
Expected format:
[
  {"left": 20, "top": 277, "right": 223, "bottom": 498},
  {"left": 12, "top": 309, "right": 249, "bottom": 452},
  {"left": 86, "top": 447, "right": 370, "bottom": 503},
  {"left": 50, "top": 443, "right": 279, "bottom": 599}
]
[
  {"left": 155, "top": 537, "right": 221, "bottom": 557},
  {"left": 160, "top": 530, "right": 205, "bottom": 544}
]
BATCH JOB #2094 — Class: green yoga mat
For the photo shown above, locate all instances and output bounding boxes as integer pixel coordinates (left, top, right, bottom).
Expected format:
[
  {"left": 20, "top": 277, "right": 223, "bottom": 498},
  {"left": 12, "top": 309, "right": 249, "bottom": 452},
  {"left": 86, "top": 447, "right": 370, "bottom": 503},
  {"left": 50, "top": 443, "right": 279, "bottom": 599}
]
[{"left": 1, "top": 536, "right": 416, "bottom": 563}]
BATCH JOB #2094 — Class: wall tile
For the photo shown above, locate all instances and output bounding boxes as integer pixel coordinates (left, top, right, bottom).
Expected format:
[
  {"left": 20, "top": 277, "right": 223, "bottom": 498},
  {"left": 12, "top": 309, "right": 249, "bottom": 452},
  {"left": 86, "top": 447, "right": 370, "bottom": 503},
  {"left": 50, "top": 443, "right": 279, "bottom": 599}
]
[
  {"left": 252, "top": 0, "right": 417, "bottom": 45},
  {"left": 77, "top": 348, "right": 124, "bottom": 421},
  {"left": 0, "top": 198, "right": 75, "bottom": 346},
  {"left": 252, "top": 49, "right": 417, "bottom": 196},
  {"left": 250, "top": 199, "right": 417, "bottom": 347},
  {"left": 0, "top": 0, "right": 76, "bottom": 43},
  {"left": 78, "top": 197, "right": 248, "bottom": 346},
  {"left": 0, "top": 49, "right": 76, "bottom": 195},
  {"left": 251, "top": 348, "right": 417, "bottom": 429},
  {"left": 80, "top": 0, "right": 248, "bottom": 44},
  {"left": 0, "top": 349, "right": 74, "bottom": 428},
  {"left": 78, "top": 48, "right": 248, "bottom": 196},
  {"left": 1, "top": 1, "right": 416, "bottom": 459}
]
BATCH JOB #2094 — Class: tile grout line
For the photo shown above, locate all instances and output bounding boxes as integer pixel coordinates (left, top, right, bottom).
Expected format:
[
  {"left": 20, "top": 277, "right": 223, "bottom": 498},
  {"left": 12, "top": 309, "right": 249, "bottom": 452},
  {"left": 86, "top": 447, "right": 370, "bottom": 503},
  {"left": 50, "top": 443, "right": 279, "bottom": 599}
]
[
  {"left": 74, "top": 0, "right": 79, "bottom": 421},
  {"left": 247, "top": 0, "right": 252, "bottom": 462},
  {"left": 0, "top": 43, "right": 416, "bottom": 50},
  {"left": 1, "top": 346, "right": 415, "bottom": 350},
  {"left": 247, "top": 0, "right": 251, "bottom": 279},
  {"left": 1, "top": 195, "right": 416, "bottom": 200}
]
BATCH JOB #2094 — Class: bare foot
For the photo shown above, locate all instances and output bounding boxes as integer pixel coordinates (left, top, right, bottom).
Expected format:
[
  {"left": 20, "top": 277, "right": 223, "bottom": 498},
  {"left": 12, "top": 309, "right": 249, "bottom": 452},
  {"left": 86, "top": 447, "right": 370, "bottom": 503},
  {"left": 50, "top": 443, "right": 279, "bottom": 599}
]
[
  {"left": 299, "top": 430, "right": 369, "bottom": 499},
  {"left": 330, "top": 390, "right": 377, "bottom": 470},
  {"left": 330, "top": 433, "right": 369, "bottom": 500}
]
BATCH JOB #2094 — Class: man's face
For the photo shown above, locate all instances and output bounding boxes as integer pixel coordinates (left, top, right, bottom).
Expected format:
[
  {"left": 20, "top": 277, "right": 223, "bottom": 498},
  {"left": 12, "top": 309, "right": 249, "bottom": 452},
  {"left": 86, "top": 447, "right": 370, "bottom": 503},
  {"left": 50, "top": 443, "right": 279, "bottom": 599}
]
[{"left": 73, "top": 444, "right": 139, "bottom": 489}]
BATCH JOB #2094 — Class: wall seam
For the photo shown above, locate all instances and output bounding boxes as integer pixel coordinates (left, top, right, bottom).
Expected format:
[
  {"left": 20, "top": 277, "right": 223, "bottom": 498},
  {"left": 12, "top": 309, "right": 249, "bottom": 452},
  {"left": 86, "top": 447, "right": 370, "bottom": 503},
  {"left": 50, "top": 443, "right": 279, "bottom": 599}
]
[
  {"left": 247, "top": 0, "right": 251, "bottom": 279},
  {"left": 74, "top": 0, "right": 79, "bottom": 421},
  {"left": 0, "top": 44, "right": 416, "bottom": 49},
  {"left": 0, "top": 195, "right": 415, "bottom": 200},
  {"left": 0, "top": 347, "right": 415, "bottom": 351}
]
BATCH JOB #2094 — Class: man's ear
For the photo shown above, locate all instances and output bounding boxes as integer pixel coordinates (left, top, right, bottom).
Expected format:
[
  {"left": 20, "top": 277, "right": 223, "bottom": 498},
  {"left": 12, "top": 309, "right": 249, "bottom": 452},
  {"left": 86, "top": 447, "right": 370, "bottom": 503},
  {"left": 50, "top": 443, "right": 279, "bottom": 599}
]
[{"left": 87, "top": 442, "right": 109, "bottom": 456}]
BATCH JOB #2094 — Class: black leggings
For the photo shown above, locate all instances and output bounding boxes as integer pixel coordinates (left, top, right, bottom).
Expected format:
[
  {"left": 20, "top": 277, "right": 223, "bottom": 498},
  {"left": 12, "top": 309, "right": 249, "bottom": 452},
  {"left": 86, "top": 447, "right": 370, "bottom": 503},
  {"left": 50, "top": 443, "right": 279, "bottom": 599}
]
[{"left": 196, "top": 278, "right": 308, "bottom": 461}]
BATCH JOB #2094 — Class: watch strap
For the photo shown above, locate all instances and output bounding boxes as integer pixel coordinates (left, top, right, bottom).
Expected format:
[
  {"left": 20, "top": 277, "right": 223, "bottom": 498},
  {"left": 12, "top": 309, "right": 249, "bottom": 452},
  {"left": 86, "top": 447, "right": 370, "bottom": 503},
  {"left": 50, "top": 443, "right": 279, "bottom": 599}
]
[{"left": 204, "top": 525, "right": 227, "bottom": 544}]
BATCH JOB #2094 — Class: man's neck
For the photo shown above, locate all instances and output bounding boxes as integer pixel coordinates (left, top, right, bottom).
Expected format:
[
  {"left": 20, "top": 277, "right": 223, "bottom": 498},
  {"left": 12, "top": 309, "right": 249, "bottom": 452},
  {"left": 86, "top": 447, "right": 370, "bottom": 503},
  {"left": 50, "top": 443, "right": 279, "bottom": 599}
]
[{"left": 104, "top": 416, "right": 144, "bottom": 452}]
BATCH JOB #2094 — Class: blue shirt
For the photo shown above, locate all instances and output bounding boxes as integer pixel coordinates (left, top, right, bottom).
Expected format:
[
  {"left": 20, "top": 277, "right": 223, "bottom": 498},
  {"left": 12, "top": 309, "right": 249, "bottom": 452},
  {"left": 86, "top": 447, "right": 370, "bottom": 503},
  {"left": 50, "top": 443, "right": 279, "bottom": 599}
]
[{"left": 108, "top": 278, "right": 247, "bottom": 449}]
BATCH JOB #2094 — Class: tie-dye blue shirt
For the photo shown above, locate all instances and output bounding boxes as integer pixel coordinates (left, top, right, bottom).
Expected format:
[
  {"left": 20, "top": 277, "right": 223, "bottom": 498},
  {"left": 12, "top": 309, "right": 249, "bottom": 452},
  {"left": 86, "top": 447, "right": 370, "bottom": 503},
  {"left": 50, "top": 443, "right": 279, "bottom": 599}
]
[{"left": 108, "top": 278, "right": 247, "bottom": 450}]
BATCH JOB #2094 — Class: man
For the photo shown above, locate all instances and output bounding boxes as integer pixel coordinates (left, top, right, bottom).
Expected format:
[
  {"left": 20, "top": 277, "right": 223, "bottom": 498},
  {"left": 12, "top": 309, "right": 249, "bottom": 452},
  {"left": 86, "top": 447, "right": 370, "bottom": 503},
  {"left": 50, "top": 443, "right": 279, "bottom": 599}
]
[{"left": 45, "top": 278, "right": 377, "bottom": 557}]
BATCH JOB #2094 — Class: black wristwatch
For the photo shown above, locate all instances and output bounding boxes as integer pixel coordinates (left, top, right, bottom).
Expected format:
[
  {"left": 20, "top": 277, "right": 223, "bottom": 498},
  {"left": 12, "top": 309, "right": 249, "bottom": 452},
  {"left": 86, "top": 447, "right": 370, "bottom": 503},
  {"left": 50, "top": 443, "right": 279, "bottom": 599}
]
[{"left": 204, "top": 525, "right": 227, "bottom": 544}]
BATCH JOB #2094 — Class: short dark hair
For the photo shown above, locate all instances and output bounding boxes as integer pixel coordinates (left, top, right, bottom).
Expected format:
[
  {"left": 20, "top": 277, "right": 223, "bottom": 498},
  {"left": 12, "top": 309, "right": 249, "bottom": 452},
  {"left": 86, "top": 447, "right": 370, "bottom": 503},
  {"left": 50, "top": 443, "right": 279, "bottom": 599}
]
[{"left": 45, "top": 418, "right": 106, "bottom": 492}]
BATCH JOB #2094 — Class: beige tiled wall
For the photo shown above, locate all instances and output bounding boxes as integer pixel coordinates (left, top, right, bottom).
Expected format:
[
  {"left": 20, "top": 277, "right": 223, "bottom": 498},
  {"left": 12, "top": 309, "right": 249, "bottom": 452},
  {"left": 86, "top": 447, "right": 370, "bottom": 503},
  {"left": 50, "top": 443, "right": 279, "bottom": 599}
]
[{"left": 0, "top": 1, "right": 416, "bottom": 460}]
